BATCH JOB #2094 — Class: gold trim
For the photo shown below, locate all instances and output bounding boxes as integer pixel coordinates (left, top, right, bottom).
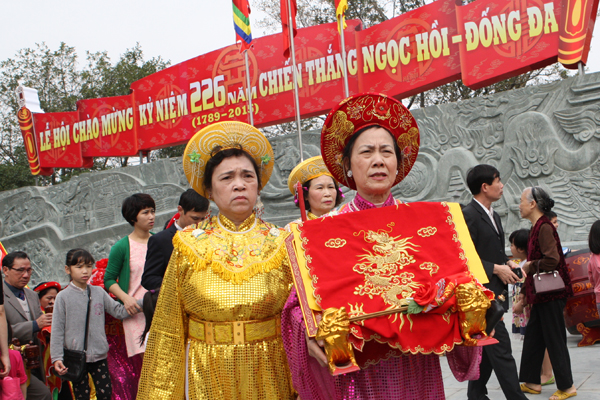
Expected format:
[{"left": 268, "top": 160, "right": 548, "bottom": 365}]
[{"left": 188, "top": 317, "right": 281, "bottom": 345}]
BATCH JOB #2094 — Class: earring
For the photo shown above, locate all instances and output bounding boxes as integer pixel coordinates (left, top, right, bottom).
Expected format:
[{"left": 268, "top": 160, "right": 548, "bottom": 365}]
[
  {"left": 347, "top": 170, "right": 353, "bottom": 178},
  {"left": 396, "top": 170, "right": 399, "bottom": 175}
]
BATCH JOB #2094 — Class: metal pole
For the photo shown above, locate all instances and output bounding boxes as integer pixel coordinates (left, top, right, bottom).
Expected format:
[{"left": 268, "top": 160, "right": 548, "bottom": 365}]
[
  {"left": 244, "top": 50, "right": 255, "bottom": 125},
  {"left": 139, "top": 150, "right": 143, "bottom": 164},
  {"left": 578, "top": 62, "right": 585, "bottom": 76},
  {"left": 287, "top": 0, "right": 304, "bottom": 162},
  {"left": 338, "top": 17, "right": 350, "bottom": 98}
]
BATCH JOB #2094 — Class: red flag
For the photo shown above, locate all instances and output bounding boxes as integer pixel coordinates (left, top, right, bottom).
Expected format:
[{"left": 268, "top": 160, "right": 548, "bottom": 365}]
[{"left": 281, "top": 0, "right": 297, "bottom": 58}]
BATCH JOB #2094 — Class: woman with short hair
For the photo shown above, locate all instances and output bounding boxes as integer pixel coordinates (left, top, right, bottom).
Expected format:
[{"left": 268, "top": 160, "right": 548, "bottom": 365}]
[
  {"left": 137, "top": 122, "right": 295, "bottom": 400},
  {"left": 104, "top": 193, "right": 154, "bottom": 398}
]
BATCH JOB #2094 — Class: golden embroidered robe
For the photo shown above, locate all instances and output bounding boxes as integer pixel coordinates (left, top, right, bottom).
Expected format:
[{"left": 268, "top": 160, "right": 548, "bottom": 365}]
[{"left": 137, "top": 213, "right": 295, "bottom": 400}]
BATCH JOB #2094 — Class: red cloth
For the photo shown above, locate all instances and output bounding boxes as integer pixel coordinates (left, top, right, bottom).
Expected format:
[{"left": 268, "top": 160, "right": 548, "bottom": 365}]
[
  {"left": 280, "top": 0, "right": 297, "bottom": 58},
  {"left": 299, "top": 202, "right": 475, "bottom": 356}
]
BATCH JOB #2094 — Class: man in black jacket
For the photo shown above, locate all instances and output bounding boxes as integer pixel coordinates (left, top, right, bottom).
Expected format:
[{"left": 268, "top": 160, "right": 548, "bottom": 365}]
[
  {"left": 463, "top": 164, "right": 527, "bottom": 400},
  {"left": 141, "top": 189, "right": 209, "bottom": 290}
]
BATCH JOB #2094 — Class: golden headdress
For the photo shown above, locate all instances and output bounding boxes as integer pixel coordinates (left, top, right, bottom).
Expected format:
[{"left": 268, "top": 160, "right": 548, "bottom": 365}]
[
  {"left": 321, "top": 93, "right": 420, "bottom": 190},
  {"left": 183, "top": 121, "right": 274, "bottom": 197},
  {"left": 287, "top": 156, "right": 334, "bottom": 195}
]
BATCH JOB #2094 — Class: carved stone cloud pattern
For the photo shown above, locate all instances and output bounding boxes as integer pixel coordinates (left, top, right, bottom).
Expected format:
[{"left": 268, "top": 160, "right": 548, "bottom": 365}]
[{"left": 2, "top": 72, "right": 600, "bottom": 285}]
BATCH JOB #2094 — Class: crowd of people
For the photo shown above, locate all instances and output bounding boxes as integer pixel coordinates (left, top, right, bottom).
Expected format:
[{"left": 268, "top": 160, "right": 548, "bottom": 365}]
[{"left": 0, "top": 93, "right": 598, "bottom": 400}]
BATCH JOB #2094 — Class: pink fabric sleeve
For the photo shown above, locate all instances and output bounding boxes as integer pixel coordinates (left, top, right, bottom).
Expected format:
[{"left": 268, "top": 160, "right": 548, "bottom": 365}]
[
  {"left": 281, "top": 287, "right": 337, "bottom": 400},
  {"left": 446, "top": 345, "right": 482, "bottom": 381}
]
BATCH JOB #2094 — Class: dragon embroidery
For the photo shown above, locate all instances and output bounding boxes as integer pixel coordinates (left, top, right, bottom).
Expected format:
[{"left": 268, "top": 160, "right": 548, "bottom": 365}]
[{"left": 352, "top": 223, "right": 421, "bottom": 330}]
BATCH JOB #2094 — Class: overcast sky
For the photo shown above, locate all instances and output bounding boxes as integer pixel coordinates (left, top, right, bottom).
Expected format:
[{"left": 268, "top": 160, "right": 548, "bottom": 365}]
[{"left": 2, "top": 0, "right": 599, "bottom": 82}]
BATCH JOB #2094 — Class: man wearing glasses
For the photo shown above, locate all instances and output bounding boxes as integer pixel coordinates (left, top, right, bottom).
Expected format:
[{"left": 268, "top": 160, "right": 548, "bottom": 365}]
[{"left": 2, "top": 251, "right": 52, "bottom": 400}]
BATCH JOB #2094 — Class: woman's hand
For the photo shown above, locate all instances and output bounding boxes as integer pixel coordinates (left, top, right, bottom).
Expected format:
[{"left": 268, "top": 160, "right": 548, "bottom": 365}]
[
  {"left": 54, "top": 360, "right": 68, "bottom": 375},
  {"left": 124, "top": 295, "right": 142, "bottom": 315},
  {"left": 305, "top": 329, "right": 328, "bottom": 368},
  {"left": 0, "top": 352, "right": 11, "bottom": 378}
]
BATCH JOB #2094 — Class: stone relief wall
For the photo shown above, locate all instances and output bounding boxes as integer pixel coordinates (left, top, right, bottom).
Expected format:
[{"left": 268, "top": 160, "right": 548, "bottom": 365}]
[{"left": 2, "top": 72, "right": 600, "bottom": 284}]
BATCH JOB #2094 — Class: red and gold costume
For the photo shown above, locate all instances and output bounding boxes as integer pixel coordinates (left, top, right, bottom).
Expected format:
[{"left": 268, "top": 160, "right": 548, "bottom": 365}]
[{"left": 282, "top": 93, "right": 488, "bottom": 400}]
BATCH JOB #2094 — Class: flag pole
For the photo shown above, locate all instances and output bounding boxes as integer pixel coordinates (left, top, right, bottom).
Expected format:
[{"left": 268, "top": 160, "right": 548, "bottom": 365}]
[
  {"left": 244, "top": 50, "right": 254, "bottom": 125},
  {"left": 286, "top": 0, "right": 304, "bottom": 162},
  {"left": 338, "top": 17, "right": 350, "bottom": 98}
]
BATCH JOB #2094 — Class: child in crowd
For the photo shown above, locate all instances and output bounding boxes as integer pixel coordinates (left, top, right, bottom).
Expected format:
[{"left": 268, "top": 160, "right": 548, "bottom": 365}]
[
  {"left": 546, "top": 211, "right": 559, "bottom": 229},
  {"left": 509, "top": 229, "right": 530, "bottom": 337},
  {"left": 50, "top": 249, "right": 142, "bottom": 400},
  {"left": 588, "top": 220, "right": 600, "bottom": 318},
  {"left": 139, "top": 289, "right": 160, "bottom": 348}
]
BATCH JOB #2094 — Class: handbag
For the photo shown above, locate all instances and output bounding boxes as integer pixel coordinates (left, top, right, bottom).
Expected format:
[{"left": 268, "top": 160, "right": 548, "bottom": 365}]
[
  {"left": 58, "top": 286, "right": 91, "bottom": 382},
  {"left": 532, "top": 262, "right": 566, "bottom": 294},
  {"left": 485, "top": 290, "right": 507, "bottom": 335}
]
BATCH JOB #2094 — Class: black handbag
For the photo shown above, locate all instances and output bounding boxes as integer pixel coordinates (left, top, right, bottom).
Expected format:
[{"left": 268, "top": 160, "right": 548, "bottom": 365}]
[
  {"left": 485, "top": 290, "right": 507, "bottom": 335},
  {"left": 59, "top": 286, "right": 91, "bottom": 382}
]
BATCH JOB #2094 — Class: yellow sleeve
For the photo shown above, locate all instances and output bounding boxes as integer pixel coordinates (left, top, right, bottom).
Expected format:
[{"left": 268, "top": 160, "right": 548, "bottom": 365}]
[{"left": 137, "top": 236, "right": 188, "bottom": 399}]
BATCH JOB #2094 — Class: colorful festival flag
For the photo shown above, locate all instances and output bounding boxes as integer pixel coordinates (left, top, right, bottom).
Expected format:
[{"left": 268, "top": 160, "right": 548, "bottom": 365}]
[
  {"left": 0, "top": 241, "right": 7, "bottom": 265},
  {"left": 233, "top": 0, "right": 253, "bottom": 52},
  {"left": 335, "top": 0, "right": 348, "bottom": 33},
  {"left": 281, "top": 0, "right": 297, "bottom": 58}
]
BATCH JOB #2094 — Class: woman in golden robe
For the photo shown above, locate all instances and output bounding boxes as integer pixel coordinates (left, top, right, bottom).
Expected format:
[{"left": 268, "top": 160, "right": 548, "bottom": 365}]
[{"left": 137, "top": 122, "right": 295, "bottom": 400}]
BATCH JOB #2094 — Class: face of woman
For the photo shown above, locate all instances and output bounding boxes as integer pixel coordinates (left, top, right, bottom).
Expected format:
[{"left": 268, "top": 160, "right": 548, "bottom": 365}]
[
  {"left": 135, "top": 207, "right": 155, "bottom": 232},
  {"left": 349, "top": 127, "right": 398, "bottom": 199},
  {"left": 209, "top": 155, "right": 258, "bottom": 222},
  {"left": 519, "top": 189, "right": 535, "bottom": 220},
  {"left": 307, "top": 175, "right": 337, "bottom": 217},
  {"left": 40, "top": 288, "right": 58, "bottom": 309}
]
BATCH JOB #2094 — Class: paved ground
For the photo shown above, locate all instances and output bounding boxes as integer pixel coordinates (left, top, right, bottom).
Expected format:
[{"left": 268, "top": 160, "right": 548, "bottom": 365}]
[{"left": 442, "top": 311, "right": 600, "bottom": 399}]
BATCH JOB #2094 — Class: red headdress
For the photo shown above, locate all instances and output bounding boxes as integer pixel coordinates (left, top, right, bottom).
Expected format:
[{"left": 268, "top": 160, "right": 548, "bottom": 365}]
[
  {"left": 33, "top": 281, "right": 62, "bottom": 293},
  {"left": 320, "top": 93, "right": 420, "bottom": 190}
]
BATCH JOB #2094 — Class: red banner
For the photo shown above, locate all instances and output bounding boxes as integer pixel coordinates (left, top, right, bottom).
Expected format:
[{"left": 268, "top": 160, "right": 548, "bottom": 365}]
[{"left": 21, "top": 0, "right": 598, "bottom": 175}]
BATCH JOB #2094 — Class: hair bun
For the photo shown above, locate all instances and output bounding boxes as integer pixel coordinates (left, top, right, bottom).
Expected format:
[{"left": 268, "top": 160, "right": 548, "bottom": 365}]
[{"left": 547, "top": 198, "right": 555, "bottom": 211}]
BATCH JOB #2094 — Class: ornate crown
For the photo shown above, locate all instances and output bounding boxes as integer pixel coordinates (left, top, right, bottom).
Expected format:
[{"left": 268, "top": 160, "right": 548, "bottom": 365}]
[
  {"left": 287, "top": 156, "right": 335, "bottom": 195},
  {"left": 183, "top": 122, "right": 274, "bottom": 197},
  {"left": 321, "top": 93, "right": 420, "bottom": 190}
]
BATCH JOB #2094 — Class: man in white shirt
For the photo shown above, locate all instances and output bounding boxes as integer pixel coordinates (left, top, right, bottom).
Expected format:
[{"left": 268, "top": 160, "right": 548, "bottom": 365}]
[{"left": 462, "top": 164, "right": 525, "bottom": 400}]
